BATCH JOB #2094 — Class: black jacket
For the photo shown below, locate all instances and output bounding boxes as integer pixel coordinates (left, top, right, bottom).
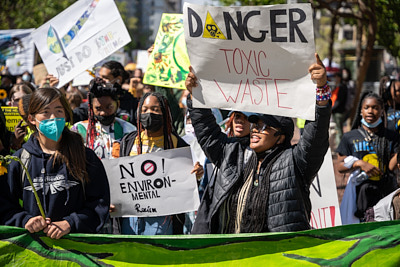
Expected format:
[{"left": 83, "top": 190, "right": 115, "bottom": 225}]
[{"left": 188, "top": 99, "right": 331, "bottom": 233}]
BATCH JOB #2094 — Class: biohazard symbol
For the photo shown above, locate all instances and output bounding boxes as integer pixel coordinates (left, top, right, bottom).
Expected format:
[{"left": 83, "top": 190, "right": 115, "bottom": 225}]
[{"left": 202, "top": 12, "right": 226, "bottom": 39}]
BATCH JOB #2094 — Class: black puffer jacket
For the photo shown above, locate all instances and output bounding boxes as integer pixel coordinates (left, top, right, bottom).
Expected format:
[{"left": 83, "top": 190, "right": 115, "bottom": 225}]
[{"left": 188, "top": 99, "right": 331, "bottom": 233}]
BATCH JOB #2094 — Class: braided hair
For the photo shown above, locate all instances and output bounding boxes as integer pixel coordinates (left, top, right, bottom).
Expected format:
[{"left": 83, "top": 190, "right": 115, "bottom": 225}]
[
  {"left": 86, "top": 77, "right": 123, "bottom": 149},
  {"left": 136, "top": 92, "right": 175, "bottom": 154},
  {"left": 351, "top": 91, "right": 390, "bottom": 175}
]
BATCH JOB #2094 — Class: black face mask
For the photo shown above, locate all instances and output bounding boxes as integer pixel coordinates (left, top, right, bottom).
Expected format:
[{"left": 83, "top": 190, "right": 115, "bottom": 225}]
[
  {"left": 95, "top": 114, "right": 116, "bottom": 126},
  {"left": 140, "top": 113, "right": 163, "bottom": 132}
]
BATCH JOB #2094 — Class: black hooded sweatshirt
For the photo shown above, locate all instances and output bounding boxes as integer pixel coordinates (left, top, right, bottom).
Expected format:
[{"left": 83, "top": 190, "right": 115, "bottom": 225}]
[{"left": 0, "top": 135, "right": 110, "bottom": 233}]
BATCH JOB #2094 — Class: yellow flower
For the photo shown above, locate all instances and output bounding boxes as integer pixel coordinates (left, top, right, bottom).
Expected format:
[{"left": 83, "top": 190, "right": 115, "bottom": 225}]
[{"left": 0, "top": 162, "right": 7, "bottom": 175}]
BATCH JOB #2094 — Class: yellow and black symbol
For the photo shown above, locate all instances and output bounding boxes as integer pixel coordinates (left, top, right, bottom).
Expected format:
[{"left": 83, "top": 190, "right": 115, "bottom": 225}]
[{"left": 202, "top": 12, "right": 226, "bottom": 40}]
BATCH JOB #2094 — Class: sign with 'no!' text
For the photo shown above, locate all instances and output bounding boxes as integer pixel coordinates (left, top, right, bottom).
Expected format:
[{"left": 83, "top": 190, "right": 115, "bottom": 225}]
[
  {"left": 31, "top": 0, "right": 131, "bottom": 88},
  {"left": 184, "top": 3, "right": 316, "bottom": 120},
  {"left": 102, "top": 147, "right": 200, "bottom": 217}
]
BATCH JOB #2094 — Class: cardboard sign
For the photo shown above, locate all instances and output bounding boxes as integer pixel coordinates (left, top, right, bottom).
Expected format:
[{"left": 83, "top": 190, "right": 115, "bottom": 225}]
[
  {"left": 184, "top": 3, "right": 316, "bottom": 120},
  {"left": 1, "top": 106, "right": 23, "bottom": 132},
  {"left": 143, "top": 13, "right": 191, "bottom": 90},
  {"left": 102, "top": 147, "right": 200, "bottom": 217},
  {"left": 0, "top": 29, "right": 35, "bottom": 75},
  {"left": 31, "top": 0, "right": 131, "bottom": 88},
  {"left": 310, "top": 148, "right": 342, "bottom": 228}
]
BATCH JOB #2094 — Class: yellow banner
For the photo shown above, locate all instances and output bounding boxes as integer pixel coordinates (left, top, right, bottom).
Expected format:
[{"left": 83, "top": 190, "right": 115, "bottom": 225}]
[{"left": 1, "top": 106, "right": 23, "bottom": 132}]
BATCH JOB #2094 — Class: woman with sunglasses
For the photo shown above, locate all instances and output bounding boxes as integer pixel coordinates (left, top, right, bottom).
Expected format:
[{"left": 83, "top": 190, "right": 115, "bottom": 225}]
[{"left": 185, "top": 53, "right": 331, "bottom": 234}]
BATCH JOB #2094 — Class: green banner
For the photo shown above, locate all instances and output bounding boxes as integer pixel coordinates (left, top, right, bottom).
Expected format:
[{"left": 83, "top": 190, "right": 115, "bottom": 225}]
[
  {"left": 143, "top": 13, "right": 190, "bottom": 90},
  {"left": 1, "top": 221, "right": 400, "bottom": 266}
]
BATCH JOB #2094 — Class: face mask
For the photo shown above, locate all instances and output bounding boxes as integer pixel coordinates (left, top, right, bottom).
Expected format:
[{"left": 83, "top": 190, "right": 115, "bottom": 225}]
[
  {"left": 181, "top": 97, "right": 187, "bottom": 108},
  {"left": 140, "top": 113, "right": 163, "bottom": 132},
  {"left": 36, "top": 118, "right": 65, "bottom": 142},
  {"left": 95, "top": 114, "right": 116, "bottom": 126},
  {"left": 22, "top": 74, "right": 30, "bottom": 82},
  {"left": 361, "top": 117, "right": 382, "bottom": 128},
  {"left": 185, "top": 123, "right": 195, "bottom": 136}
]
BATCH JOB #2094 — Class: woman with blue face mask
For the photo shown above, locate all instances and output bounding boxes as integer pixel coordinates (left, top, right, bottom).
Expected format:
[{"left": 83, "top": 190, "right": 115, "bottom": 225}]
[
  {"left": 337, "top": 92, "right": 399, "bottom": 225},
  {"left": 0, "top": 87, "right": 110, "bottom": 239}
]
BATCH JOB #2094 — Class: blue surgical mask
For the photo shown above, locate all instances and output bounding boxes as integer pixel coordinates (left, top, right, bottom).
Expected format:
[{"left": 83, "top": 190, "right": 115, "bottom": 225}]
[
  {"left": 36, "top": 118, "right": 66, "bottom": 141},
  {"left": 22, "top": 74, "right": 30, "bottom": 82},
  {"left": 361, "top": 117, "right": 382, "bottom": 128}
]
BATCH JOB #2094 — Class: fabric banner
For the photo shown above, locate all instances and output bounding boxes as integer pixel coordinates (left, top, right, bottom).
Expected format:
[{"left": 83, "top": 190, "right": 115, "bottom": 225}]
[
  {"left": 102, "top": 147, "right": 200, "bottom": 217},
  {"left": 0, "top": 29, "right": 35, "bottom": 75},
  {"left": 31, "top": 0, "right": 131, "bottom": 88},
  {"left": 0, "top": 106, "right": 23, "bottom": 132},
  {"left": 184, "top": 3, "right": 316, "bottom": 120},
  {"left": 143, "top": 13, "right": 191, "bottom": 90},
  {"left": 310, "top": 148, "right": 342, "bottom": 228},
  {"left": 1, "top": 221, "right": 400, "bottom": 265}
]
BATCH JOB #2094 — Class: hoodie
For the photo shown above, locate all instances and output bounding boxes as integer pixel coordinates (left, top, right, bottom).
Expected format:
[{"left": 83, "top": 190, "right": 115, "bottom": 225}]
[{"left": 0, "top": 134, "right": 110, "bottom": 233}]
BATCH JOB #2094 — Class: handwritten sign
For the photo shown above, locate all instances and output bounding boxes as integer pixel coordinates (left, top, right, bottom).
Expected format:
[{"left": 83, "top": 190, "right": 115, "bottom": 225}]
[
  {"left": 102, "top": 147, "right": 200, "bottom": 217},
  {"left": 143, "top": 13, "right": 191, "bottom": 90},
  {"left": 31, "top": 0, "right": 131, "bottom": 88},
  {"left": 0, "top": 29, "right": 35, "bottom": 75},
  {"left": 184, "top": 3, "right": 316, "bottom": 120},
  {"left": 1, "top": 107, "right": 22, "bottom": 132},
  {"left": 310, "top": 148, "right": 342, "bottom": 229}
]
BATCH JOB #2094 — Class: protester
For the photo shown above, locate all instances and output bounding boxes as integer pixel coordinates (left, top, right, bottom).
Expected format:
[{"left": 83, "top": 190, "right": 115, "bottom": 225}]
[
  {"left": 119, "top": 92, "right": 203, "bottom": 235},
  {"left": 0, "top": 87, "right": 110, "bottom": 238},
  {"left": 381, "top": 76, "right": 400, "bottom": 134},
  {"left": 337, "top": 92, "right": 399, "bottom": 224},
  {"left": 185, "top": 53, "right": 331, "bottom": 234},
  {"left": 10, "top": 94, "right": 33, "bottom": 152},
  {"left": 7, "top": 83, "right": 32, "bottom": 107},
  {"left": 329, "top": 71, "right": 348, "bottom": 148},
  {"left": 72, "top": 78, "right": 136, "bottom": 159},
  {"left": 98, "top": 61, "right": 138, "bottom": 125}
]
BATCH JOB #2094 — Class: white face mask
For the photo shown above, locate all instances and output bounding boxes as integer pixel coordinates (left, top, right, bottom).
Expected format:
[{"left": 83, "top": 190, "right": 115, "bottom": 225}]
[{"left": 185, "top": 123, "right": 195, "bottom": 136}]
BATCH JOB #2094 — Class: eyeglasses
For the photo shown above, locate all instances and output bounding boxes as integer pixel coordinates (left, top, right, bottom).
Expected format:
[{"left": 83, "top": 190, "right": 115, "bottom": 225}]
[{"left": 250, "top": 123, "right": 280, "bottom": 134}]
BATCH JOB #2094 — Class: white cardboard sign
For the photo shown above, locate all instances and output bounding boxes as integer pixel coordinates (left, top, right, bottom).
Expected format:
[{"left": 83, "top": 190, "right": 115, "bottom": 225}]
[
  {"left": 102, "top": 147, "right": 200, "bottom": 217},
  {"left": 31, "top": 0, "right": 131, "bottom": 87},
  {"left": 184, "top": 3, "right": 316, "bottom": 120}
]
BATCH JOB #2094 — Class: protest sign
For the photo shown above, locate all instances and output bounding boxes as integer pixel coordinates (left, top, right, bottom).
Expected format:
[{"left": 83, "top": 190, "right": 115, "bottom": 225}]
[
  {"left": 0, "top": 29, "right": 35, "bottom": 75},
  {"left": 133, "top": 49, "right": 149, "bottom": 72},
  {"left": 143, "top": 14, "right": 191, "bottom": 90},
  {"left": 102, "top": 147, "right": 200, "bottom": 217},
  {"left": 184, "top": 3, "right": 316, "bottom": 120},
  {"left": 310, "top": 148, "right": 342, "bottom": 228},
  {"left": 31, "top": 0, "right": 131, "bottom": 88},
  {"left": 1, "top": 106, "right": 23, "bottom": 132}
]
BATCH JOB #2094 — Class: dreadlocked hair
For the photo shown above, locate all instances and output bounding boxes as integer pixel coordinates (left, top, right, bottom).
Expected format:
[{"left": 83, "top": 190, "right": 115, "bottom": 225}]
[
  {"left": 136, "top": 92, "right": 175, "bottom": 154},
  {"left": 351, "top": 91, "right": 390, "bottom": 176},
  {"left": 86, "top": 78, "right": 123, "bottom": 149}
]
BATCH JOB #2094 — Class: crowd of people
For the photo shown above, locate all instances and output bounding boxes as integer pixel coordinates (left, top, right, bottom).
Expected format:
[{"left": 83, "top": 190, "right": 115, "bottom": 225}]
[{"left": 0, "top": 49, "right": 399, "bottom": 239}]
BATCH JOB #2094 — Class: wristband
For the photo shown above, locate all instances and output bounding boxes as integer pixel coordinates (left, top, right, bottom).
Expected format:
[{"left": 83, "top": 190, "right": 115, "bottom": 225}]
[{"left": 316, "top": 83, "right": 331, "bottom": 101}]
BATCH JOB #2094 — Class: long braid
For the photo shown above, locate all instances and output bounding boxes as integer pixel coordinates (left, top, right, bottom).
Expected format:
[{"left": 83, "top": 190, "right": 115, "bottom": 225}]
[{"left": 87, "top": 91, "right": 96, "bottom": 150}]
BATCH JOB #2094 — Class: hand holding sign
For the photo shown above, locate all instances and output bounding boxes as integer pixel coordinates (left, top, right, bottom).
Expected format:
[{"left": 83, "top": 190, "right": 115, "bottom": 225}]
[
  {"left": 308, "top": 53, "right": 329, "bottom": 106},
  {"left": 185, "top": 66, "right": 198, "bottom": 94}
]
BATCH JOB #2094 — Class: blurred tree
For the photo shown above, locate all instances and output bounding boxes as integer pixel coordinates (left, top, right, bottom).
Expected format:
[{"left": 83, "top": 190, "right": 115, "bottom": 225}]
[{"left": 0, "top": 0, "right": 76, "bottom": 29}]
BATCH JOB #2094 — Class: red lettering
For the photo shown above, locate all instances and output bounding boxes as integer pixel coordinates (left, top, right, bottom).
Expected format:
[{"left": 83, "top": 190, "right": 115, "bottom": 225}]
[
  {"left": 274, "top": 79, "right": 292, "bottom": 109},
  {"left": 330, "top": 206, "right": 336, "bottom": 227},
  {"left": 252, "top": 79, "right": 263, "bottom": 105},
  {"left": 258, "top": 51, "right": 269, "bottom": 77},
  {"left": 233, "top": 48, "right": 244, "bottom": 74},
  {"left": 242, "top": 50, "right": 259, "bottom": 76},
  {"left": 241, "top": 79, "right": 254, "bottom": 104},
  {"left": 220, "top": 49, "right": 233, "bottom": 73},
  {"left": 214, "top": 79, "right": 242, "bottom": 103}
]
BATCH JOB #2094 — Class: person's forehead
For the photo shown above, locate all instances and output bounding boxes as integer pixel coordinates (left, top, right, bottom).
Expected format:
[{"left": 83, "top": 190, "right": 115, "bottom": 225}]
[
  {"left": 93, "top": 96, "right": 115, "bottom": 106},
  {"left": 99, "top": 67, "right": 113, "bottom": 78},
  {"left": 143, "top": 95, "right": 160, "bottom": 106}
]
